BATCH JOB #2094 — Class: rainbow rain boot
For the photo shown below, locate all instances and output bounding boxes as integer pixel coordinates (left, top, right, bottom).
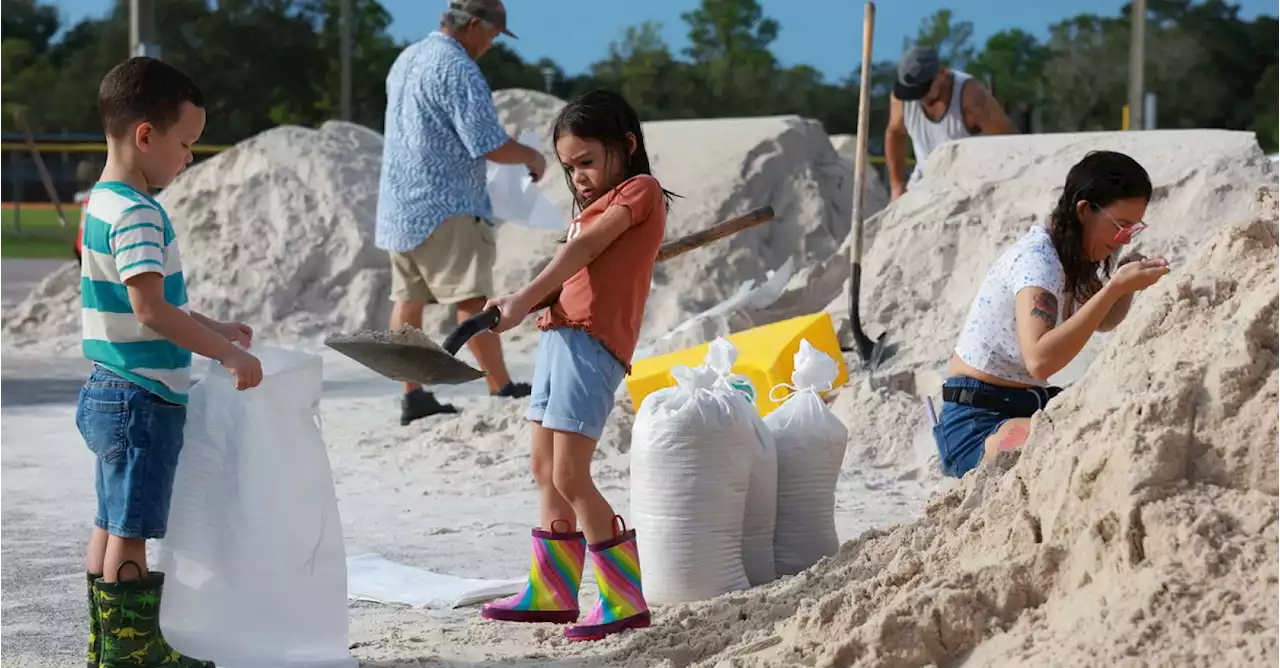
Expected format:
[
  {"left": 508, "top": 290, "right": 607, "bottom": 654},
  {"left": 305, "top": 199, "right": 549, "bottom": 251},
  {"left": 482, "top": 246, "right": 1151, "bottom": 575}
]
[
  {"left": 481, "top": 520, "right": 586, "bottom": 624},
  {"left": 565, "top": 516, "right": 651, "bottom": 642}
]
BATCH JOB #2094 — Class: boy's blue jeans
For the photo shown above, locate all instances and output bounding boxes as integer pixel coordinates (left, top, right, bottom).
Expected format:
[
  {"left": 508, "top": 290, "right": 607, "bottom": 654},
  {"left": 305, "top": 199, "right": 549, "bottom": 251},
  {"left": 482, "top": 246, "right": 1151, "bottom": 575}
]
[{"left": 76, "top": 366, "right": 187, "bottom": 539}]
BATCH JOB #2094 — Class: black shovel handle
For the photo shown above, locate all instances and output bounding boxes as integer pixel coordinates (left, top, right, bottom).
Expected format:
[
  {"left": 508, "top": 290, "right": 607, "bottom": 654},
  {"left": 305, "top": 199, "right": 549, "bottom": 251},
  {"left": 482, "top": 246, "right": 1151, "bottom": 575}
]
[{"left": 442, "top": 307, "right": 502, "bottom": 355}]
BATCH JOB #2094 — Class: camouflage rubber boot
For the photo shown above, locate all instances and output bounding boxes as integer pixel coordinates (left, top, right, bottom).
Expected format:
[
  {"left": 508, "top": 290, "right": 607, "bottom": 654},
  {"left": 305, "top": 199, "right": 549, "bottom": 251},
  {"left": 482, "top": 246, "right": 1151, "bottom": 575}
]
[
  {"left": 93, "top": 567, "right": 214, "bottom": 667},
  {"left": 87, "top": 573, "right": 102, "bottom": 668}
]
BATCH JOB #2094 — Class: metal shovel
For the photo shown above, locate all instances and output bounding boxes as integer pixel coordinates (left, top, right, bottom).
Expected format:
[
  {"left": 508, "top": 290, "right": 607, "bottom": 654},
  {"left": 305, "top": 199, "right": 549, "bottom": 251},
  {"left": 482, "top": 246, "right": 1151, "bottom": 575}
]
[{"left": 324, "top": 308, "right": 501, "bottom": 386}]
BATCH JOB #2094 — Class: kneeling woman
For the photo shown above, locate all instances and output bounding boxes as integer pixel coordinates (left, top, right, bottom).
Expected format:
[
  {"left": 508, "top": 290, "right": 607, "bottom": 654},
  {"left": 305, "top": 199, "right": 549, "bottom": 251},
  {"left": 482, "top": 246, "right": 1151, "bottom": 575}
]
[{"left": 934, "top": 150, "right": 1171, "bottom": 477}]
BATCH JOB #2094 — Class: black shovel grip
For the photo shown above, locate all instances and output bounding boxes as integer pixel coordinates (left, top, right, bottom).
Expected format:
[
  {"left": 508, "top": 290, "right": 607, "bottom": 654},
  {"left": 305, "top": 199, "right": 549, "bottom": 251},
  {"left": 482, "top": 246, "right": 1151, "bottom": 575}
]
[{"left": 443, "top": 307, "right": 502, "bottom": 355}]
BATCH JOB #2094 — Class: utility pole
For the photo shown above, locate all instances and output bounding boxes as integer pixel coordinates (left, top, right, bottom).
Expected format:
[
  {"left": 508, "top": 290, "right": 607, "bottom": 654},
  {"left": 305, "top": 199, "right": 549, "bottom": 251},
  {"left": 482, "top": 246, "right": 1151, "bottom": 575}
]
[
  {"left": 129, "top": 0, "right": 159, "bottom": 58},
  {"left": 1127, "top": 0, "right": 1146, "bottom": 131},
  {"left": 340, "top": 0, "right": 353, "bottom": 121}
]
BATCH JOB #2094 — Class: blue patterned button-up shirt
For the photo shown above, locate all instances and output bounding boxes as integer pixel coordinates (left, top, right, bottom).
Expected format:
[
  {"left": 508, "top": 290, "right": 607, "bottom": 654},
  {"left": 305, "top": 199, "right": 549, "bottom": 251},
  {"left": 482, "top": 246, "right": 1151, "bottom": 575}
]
[{"left": 375, "top": 32, "right": 510, "bottom": 253}]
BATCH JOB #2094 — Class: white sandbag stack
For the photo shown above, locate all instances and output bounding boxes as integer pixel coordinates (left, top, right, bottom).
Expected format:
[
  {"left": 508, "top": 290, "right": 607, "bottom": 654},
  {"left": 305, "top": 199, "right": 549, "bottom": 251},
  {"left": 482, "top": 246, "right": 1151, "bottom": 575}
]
[
  {"left": 764, "top": 340, "right": 849, "bottom": 576},
  {"left": 703, "top": 340, "right": 778, "bottom": 587},
  {"left": 630, "top": 339, "right": 773, "bottom": 603}
]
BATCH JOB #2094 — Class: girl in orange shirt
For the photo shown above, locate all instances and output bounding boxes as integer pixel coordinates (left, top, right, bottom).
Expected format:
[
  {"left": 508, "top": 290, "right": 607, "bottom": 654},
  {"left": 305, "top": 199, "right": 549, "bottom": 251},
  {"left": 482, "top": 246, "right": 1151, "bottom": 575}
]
[{"left": 480, "top": 90, "right": 673, "bottom": 641}]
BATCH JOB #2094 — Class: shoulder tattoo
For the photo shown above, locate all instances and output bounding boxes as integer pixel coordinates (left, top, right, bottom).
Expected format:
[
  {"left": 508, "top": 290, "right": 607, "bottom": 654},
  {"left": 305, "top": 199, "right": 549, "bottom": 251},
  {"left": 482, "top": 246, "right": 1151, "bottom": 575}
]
[
  {"left": 964, "top": 82, "right": 1000, "bottom": 125},
  {"left": 1030, "top": 292, "right": 1059, "bottom": 328}
]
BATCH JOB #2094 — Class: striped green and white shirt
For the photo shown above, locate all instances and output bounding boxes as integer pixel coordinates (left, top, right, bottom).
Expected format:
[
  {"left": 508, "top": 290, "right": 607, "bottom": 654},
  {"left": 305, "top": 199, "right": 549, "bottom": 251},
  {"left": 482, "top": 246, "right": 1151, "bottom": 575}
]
[{"left": 81, "top": 181, "right": 192, "bottom": 404}]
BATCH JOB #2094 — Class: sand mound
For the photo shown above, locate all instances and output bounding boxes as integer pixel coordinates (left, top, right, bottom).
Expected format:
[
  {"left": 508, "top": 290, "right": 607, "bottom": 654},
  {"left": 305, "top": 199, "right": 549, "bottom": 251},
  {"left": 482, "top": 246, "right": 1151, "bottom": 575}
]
[
  {"left": 589, "top": 211, "right": 1278, "bottom": 668},
  {"left": 2, "top": 262, "right": 83, "bottom": 353},
  {"left": 829, "top": 134, "right": 891, "bottom": 216},
  {"left": 817, "top": 130, "right": 1276, "bottom": 380},
  {"left": 492, "top": 88, "right": 565, "bottom": 141},
  {"left": 171, "top": 121, "right": 390, "bottom": 341},
  {"left": 3, "top": 121, "right": 391, "bottom": 348}
]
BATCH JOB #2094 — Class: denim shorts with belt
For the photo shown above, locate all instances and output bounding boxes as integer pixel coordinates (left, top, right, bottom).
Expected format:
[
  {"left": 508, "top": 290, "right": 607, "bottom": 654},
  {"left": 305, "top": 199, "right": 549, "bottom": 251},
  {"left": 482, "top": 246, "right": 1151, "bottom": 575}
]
[{"left": 932, "top": 377, "right": 1061, "bottom": 478}]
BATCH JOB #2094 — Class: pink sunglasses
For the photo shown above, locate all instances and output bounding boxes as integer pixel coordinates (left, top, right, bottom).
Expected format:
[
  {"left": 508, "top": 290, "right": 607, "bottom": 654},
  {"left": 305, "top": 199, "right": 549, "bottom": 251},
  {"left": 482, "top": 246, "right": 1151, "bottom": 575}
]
[{"left": 1093, "top": 205, "right": 1148, "bottom": 244}]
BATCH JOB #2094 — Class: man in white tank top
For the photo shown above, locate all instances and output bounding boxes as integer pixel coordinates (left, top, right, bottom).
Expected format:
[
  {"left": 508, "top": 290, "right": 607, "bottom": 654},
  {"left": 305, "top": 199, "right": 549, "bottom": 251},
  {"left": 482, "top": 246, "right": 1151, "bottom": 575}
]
[{"left": 885, "top": 46, "right": 1015, "bottom": 201}]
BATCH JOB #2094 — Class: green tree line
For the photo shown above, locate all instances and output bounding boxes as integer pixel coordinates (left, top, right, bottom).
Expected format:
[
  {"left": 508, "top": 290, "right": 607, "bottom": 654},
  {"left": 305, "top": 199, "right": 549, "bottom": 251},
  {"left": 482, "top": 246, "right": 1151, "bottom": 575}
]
[{"left": 3, "top": 0, "right": 1276, "bottom": 151}]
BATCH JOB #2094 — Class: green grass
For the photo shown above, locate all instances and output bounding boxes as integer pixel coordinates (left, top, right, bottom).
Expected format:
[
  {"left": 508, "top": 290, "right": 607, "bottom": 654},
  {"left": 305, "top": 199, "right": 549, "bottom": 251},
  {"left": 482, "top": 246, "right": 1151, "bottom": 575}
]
[{"left": 1, "top": 205, "right": 80, "bottom": 259}]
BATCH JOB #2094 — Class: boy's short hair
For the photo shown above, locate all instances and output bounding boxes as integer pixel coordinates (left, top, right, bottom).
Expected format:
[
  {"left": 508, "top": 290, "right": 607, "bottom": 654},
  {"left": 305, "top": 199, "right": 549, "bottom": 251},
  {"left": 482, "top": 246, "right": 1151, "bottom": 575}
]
[{"left": 98, "top": 57, "right": 204, "bottom": 139}]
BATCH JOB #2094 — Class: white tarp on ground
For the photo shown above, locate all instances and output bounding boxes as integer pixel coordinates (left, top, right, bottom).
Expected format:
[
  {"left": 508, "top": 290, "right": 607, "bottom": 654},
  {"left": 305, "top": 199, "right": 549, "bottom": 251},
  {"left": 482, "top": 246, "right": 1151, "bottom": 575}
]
[{"left": 346, "top": 554, "right": 525, "bottom": 609}]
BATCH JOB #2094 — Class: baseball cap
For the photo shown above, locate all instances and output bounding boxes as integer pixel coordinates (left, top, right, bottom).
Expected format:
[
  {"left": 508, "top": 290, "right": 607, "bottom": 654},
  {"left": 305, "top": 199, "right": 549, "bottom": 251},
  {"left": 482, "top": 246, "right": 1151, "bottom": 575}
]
[
  {"left": 449, "top": 0, "right": 516, "bottom": 38},
  {"left": 894, "top": 46, "right": 940, "bottom": 101}
]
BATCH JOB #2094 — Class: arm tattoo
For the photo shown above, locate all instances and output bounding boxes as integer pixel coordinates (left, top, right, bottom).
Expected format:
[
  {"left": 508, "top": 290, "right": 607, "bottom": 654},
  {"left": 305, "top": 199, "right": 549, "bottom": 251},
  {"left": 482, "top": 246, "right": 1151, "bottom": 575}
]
[
  {"left": 1030, "top": 292, "right": 1059, "bottom": 329},
  {"left": 964, "top": 82, "right": 1014, "bottom": 134},
  {"left": 962, "top": 82, "right": 986, "bottom": 125}
]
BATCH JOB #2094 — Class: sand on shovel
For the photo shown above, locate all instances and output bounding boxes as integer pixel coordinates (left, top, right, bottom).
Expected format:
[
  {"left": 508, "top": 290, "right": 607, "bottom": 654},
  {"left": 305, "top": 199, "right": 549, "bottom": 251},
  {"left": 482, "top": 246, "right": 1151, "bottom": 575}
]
[{"left": 324, "top": 325, "right": 485, "bottom": 386}]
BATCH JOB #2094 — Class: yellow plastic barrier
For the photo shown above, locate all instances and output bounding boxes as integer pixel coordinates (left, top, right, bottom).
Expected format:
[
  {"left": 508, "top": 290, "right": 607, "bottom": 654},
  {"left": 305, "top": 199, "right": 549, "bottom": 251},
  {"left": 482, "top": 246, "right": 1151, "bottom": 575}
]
[{"left": 627, "top": 312, "right": 849, "bottom": 417}]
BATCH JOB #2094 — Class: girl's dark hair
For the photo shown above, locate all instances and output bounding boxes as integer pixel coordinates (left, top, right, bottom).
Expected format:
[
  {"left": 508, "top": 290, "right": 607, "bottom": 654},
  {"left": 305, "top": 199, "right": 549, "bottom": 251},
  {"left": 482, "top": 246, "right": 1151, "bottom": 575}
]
[
  {"left": 551, "top": 89, "right": 677, "bottom": 215},
  {"left": 1047, "top": 150, "right": 1152, "bottom": 303}
]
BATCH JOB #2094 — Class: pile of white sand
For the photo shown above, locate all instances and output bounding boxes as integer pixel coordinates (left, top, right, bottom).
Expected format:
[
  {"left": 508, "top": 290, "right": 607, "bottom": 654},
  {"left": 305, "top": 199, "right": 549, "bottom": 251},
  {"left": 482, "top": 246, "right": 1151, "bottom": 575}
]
[
  {"left": 829, "top": 133, "right": 891, "bottom": 216},
  {"left": 492, "top": 88, "right": 566, "bottom": 141},
  {"left": 174, "top": 121, "right": 391, "bottom": 341},
  {"left": 3, "top": 121, "right": 392, "bottom": 350},
  {"left": 553, "top": 209, "right": 1280, "bottom": 668},
  {"left": 3, "top": 257, "right": 83, "bottom": 353}
]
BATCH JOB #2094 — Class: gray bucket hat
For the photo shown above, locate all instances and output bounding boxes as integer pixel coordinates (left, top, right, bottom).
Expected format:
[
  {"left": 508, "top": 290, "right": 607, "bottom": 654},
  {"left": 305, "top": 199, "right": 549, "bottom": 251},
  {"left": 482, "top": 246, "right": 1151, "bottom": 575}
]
[
  {"left": 448, "top": 0, "right": 516, "bottom": 38},
  {"left": 894, "top": 46, "right": 940, "bottom": 101}
]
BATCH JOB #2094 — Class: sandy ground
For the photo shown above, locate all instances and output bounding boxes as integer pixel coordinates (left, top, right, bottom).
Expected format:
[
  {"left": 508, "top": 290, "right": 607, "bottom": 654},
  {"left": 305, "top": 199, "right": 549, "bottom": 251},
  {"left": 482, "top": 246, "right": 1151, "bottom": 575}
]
[{"left": 0, "top": 341, "right": 932, "bottom": 666}]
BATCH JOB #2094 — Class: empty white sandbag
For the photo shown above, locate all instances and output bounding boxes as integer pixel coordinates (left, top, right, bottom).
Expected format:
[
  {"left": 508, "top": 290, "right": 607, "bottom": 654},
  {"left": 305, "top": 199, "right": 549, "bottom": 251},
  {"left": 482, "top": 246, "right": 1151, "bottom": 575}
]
[
  {"left": 764, "top": 340, "right": 849, "bottom": 576},
  {"left": 156, "top": 347, "right": 354, "bottom": 667}
]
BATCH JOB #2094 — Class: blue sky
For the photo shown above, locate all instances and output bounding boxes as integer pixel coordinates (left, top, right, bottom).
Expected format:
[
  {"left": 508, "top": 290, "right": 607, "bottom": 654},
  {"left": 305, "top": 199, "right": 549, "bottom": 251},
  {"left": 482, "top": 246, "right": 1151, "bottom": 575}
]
[{"left": 51, "top": 0, "right": 1279, "bottom": 81}]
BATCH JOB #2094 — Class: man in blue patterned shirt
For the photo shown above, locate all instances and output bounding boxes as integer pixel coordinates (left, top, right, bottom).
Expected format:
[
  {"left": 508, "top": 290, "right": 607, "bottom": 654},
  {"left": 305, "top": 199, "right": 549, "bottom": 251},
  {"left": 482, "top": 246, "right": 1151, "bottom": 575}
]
[{"left": 376, "top": 0, "right": 546, "bottom": 425}]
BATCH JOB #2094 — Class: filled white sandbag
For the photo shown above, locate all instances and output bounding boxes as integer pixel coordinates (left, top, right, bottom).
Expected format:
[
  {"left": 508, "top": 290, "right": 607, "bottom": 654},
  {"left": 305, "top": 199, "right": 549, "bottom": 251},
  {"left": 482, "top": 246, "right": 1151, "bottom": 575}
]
[
  {"left": 630, "top": 362, "right": 758, "bottom": 604},
  {"left": 703, "top": 338, "right": 778, "bottom": 587},
  {"left": 764, "top": 340, "right": 849, "bottom": 576}
]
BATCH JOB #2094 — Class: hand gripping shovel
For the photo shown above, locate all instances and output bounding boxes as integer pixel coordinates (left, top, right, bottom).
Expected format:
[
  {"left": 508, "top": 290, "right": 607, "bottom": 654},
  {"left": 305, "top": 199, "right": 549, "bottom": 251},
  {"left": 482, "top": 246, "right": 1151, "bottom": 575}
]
[{"left": 325, "top": 206, "right": 777, "bottom": 386}]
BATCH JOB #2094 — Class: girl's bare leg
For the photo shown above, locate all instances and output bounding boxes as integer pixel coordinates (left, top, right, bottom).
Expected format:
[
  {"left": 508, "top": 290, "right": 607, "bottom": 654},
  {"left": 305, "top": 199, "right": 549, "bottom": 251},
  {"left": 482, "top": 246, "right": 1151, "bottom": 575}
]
[
  {"left": 531, "top": 422, "right": 576, "bottom": 531},
  {"left": 550, "top": 429, "right": 615, "bottom": 544},
  {"left": 982, "top": 417, "right": 1033, "bottom": 463}
]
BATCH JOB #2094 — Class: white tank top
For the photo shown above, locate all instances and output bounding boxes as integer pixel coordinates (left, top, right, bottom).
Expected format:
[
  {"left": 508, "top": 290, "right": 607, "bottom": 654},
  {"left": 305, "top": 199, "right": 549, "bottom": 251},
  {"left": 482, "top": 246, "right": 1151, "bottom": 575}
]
[{"left": 903, "top": 70, "right": 973, "bottom": 184}]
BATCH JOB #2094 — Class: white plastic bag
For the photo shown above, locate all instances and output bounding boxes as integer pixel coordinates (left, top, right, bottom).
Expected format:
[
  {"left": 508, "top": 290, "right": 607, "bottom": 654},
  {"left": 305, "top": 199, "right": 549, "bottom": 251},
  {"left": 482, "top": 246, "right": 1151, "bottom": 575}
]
[
  {"left": 486, "top": 130, "right": 563, "bottom": 231},
  {"left": 705, "top": 339, "right": 778, "bottom": 587},
  {"left": 629, "top": 364, "right": 757, "bottom": 604},
  {"left": 763, "top": 340, "right": 849, "bottom": 577},
  {"left": 155, "top": 347, "right": 354, "bottom": 668}
]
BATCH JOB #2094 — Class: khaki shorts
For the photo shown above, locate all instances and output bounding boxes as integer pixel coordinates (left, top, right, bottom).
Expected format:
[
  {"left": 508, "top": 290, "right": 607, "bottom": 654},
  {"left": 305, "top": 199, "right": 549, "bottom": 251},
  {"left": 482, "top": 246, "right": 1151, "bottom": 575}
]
[{"left": 389, "top": 214, "right": 496, "bottom": 305}]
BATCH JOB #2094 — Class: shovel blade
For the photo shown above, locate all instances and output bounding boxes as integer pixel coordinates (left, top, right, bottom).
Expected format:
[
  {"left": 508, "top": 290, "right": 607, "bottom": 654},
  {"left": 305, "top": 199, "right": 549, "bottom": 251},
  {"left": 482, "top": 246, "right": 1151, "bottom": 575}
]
[{"left": 325, "top": 338, "right": 486, "bottom": 386}]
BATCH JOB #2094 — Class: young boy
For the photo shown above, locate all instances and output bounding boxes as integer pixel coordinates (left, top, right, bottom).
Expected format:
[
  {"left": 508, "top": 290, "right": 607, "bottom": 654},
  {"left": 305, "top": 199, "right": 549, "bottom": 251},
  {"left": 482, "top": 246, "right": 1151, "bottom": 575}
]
[{"left": 79, "top": 57, "right": 262, "bottom": 667}]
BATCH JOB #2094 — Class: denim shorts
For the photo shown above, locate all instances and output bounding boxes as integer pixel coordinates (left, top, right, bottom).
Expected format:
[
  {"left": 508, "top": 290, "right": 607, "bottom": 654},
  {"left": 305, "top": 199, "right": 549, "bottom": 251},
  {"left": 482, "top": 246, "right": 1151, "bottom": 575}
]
[
  {"left": 932, "top": 377, "right": 1057, "bottom": 479},
  {"left": 527, "top": 327, "right": 626, "bottom": 440},
  {"left": 76, "top": 366, "right": 187, "bottom": 539}
]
